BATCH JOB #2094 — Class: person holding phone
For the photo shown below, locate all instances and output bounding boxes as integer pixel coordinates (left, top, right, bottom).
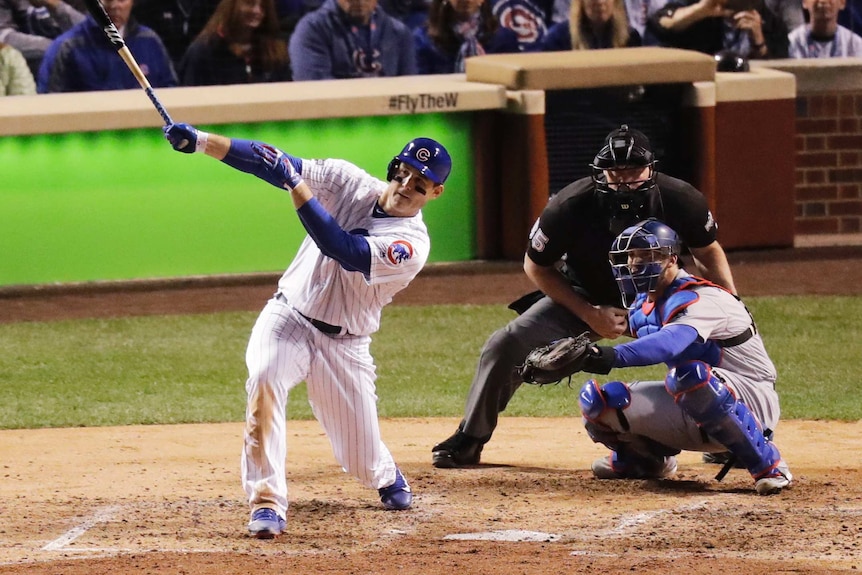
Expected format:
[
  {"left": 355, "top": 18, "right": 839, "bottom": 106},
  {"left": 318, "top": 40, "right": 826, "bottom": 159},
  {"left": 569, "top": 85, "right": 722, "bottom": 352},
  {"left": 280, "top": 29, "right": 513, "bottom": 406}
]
[{"left": 647, "top": 0, "right": 788, "bottom": 58}]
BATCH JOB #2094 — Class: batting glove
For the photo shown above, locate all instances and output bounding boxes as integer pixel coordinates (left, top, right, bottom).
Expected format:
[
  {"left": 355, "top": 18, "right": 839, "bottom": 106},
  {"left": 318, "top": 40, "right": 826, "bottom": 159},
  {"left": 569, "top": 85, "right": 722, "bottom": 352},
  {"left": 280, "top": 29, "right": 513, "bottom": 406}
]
[
  {"left": 164, "top": 122, "right": 208, "bottom": 154},
  {"left": 251, "top": 142, "right": 304, "bottom": 190}
]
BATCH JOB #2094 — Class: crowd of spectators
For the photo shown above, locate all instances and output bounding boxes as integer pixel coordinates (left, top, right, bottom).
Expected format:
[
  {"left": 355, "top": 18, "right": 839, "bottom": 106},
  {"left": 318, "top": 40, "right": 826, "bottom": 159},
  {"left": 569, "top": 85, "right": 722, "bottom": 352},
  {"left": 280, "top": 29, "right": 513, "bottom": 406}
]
[{"left": 1, "top": 0, "right": 861, "bottom": 95}]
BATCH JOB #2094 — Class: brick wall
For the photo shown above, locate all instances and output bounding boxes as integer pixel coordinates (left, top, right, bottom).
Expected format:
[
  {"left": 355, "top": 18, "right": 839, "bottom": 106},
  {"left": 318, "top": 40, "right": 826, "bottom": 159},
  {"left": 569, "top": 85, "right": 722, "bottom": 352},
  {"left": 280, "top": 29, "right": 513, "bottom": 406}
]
[{"left": 795, "top": 92, "right": 862, "bottom": 235}]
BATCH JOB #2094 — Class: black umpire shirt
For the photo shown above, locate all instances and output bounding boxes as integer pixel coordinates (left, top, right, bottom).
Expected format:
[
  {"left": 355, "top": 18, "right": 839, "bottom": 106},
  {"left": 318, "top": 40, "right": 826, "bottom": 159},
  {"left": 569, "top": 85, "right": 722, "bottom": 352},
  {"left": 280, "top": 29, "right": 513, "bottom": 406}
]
[{"left": 526, "top": 172, "right": 718, "bottom": 307}]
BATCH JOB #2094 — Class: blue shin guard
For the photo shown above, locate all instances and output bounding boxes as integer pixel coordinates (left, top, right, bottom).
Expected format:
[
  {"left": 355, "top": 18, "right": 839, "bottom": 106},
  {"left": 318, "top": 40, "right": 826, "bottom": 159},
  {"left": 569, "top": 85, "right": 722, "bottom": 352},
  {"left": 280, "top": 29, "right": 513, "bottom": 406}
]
[{"left": 665, "top": 361, "right": 783, "bottom": 480}]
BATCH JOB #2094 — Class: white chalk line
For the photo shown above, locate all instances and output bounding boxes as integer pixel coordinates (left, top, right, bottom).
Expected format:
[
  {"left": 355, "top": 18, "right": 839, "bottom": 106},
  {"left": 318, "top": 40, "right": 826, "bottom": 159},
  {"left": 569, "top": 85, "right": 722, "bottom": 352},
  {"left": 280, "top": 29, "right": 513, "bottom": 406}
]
[
  {"left": 42, "top": 505, "right": 123, "bottom": 551},
  {"left": 21, "top": 499, "right": 862, "bottom": 566},
  {"left": 601, "top": 499, "right": 712, "bottom": 537}
]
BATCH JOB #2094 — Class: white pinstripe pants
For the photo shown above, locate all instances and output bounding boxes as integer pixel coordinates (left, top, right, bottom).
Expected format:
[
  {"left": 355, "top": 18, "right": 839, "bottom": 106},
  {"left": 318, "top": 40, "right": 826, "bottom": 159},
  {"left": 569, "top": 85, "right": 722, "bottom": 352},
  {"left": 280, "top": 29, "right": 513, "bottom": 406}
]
[{"left": 241, "top": 297, "right": 398, "bottom": 518}]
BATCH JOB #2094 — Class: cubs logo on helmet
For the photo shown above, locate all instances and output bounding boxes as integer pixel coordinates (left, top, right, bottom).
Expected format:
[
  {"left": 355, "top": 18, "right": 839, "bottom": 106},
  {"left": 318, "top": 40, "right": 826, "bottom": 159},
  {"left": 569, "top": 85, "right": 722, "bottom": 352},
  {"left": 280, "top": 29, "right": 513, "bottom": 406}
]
[
  {"left": 387, "top": 138, "right": 452, "bottom": 185},
  {"left": 387, "top": 240, "right": 414, "bottom": 265}
]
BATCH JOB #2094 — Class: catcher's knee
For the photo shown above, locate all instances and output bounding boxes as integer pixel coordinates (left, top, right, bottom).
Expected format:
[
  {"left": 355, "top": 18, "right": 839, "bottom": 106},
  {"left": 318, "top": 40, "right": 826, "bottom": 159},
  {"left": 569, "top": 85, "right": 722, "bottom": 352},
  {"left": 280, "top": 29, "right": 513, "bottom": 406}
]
[
  {"left": 579, "top": 379, "right": 632, "bottom": 421},
  {"left": 664, "top": 361, "right": 728, "bottom": 418},
  {"left": 579, "top": 380, "right": 631, "bottom": 447}
]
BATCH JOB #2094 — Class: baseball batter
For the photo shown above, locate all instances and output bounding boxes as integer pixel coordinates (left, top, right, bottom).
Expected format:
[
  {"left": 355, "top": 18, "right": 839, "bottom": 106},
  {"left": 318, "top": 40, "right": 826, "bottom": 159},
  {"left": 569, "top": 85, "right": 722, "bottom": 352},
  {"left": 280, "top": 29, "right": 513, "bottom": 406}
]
[
  {"left": 575, "top": 218, "right": 791, "bottom": 495},
  {"left": 163, "top": 122, "right": 451, "bottom": 538}
]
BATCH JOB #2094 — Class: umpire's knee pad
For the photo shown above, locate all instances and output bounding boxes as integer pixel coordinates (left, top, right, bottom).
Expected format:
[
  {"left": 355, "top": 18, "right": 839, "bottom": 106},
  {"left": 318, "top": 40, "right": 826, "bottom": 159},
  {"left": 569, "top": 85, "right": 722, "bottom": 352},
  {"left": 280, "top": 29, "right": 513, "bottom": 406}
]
[{"left": 579, "top": 379, "right": 632, "bottom": 421}]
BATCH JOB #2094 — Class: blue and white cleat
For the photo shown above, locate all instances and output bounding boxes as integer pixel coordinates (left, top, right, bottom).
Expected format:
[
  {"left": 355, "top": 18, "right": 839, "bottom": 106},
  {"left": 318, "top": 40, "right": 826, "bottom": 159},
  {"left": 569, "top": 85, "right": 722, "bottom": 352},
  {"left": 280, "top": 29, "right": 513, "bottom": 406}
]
[
  {"left": 378, "top": 468, "right": 413, "bottom": 510},
  {"left": 248, "top": 507, "right": 286, "bottom": 539}
]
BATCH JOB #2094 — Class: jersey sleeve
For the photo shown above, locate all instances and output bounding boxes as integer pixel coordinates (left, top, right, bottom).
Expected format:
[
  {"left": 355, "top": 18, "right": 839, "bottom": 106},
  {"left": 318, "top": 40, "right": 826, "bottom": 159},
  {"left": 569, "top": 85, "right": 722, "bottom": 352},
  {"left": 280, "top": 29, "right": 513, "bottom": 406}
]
[
  {"left": 526, "top": 188, "right": 576, "bottom": 267},
  {"left": 666, "top": 287, "right": 736, "bottom": 341},
  {"left": 658, "top": 174, "right": 719, "bottom": 249},
  {"left": 364, "top": 233, "right": 428, "bottom": 286},
  {"left": 300, "top": 158, "right": 372, "bottom": 209}
]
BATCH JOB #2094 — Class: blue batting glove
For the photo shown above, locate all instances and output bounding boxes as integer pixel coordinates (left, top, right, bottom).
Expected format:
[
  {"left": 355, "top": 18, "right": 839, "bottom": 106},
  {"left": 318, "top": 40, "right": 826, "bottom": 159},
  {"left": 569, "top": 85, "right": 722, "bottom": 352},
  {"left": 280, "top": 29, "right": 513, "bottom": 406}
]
[
  {"left": 251, "top": 142, "right": 303, "bottom": 190},
  {"left": 163, "top": 122, "right": 208, "bottom": 154}
]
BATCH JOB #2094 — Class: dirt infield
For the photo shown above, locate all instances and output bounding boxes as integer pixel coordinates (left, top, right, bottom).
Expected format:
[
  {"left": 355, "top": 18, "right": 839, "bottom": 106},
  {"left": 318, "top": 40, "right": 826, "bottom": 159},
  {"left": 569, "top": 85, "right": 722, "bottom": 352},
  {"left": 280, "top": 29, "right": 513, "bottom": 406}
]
[
  {"left": 1, "top": 419, "right": 861, "bottom": 574},
  {"left": 1, "top": 246, "right": 862, "bottom": 574}
]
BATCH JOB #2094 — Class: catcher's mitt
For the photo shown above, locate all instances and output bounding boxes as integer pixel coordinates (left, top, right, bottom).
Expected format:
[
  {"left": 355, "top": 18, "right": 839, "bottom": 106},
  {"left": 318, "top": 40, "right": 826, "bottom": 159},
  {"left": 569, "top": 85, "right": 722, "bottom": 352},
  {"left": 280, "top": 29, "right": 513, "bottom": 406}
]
[{"left": 518, "top": 332, "right": 615, "bottom": 386}]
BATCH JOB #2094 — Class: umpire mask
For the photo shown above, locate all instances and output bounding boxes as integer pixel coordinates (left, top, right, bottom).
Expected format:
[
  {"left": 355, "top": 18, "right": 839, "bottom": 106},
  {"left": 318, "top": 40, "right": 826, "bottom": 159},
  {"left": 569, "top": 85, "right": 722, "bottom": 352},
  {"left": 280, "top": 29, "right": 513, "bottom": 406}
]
[{"left": 591, "top": 125, "right": 658, "bottom": 235}]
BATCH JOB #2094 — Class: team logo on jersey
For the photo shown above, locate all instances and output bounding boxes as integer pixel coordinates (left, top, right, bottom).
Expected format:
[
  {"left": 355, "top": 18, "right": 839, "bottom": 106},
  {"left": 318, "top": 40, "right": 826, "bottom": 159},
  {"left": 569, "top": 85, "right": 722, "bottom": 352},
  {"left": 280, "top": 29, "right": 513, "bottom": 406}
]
[{"left": 387, "top": 240, "right": 414, "bottom": 265}]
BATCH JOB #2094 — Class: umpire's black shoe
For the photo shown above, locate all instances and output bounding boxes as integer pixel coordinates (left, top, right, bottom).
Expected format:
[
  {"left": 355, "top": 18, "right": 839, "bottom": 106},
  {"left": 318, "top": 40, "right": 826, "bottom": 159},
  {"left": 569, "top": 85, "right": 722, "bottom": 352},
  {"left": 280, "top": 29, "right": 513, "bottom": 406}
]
[{"left": 432, "top": 430, "right": 483, "bottom": 468}]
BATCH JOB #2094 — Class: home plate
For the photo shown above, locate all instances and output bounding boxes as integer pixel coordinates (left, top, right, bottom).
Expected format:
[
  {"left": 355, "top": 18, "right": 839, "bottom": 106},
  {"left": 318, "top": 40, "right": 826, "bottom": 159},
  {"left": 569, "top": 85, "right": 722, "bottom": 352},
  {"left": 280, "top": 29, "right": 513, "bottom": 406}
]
[{"left": 444, "top": 530, "right": 561, "bottom": 542}]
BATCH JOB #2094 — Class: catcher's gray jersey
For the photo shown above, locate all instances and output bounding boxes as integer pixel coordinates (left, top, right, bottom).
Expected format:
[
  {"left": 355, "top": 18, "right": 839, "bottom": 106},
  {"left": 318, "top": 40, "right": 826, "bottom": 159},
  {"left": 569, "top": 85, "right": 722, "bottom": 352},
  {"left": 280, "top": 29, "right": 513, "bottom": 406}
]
[{"left": 664, "top": 272, "right": 780, "bottom": 429}]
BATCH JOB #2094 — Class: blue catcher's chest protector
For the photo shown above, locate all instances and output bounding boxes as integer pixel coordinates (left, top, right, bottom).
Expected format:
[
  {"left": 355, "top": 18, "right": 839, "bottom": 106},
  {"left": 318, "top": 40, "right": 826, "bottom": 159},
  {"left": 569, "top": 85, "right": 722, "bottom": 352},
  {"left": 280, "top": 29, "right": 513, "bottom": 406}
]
[{"left": 628, "top": 276, "right": 724, "bottom": 367}]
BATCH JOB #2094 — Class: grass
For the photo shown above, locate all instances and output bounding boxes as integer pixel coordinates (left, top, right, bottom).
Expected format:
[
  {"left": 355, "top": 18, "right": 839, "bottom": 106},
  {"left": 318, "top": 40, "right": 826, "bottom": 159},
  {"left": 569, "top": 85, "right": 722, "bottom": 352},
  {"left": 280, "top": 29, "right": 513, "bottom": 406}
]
[{"left": 0, "top": 296, "right": 859, "bottom": 429}]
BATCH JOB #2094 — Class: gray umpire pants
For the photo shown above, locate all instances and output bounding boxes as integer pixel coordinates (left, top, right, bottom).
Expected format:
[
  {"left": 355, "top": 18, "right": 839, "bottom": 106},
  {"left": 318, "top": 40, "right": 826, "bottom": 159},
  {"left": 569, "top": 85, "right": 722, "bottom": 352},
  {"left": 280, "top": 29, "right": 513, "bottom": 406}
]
[{"left": 460, "top": 294, "right": 593, "bottom": 441}]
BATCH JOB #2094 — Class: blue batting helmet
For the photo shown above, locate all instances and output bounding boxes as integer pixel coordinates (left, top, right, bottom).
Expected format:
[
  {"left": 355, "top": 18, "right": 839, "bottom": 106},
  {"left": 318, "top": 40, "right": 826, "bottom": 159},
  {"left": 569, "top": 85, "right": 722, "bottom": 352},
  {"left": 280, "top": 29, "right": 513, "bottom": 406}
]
[
  {"left": 387, "top": 137, "right": 452, "bottom": 185},
  {"left": 609, "top": 218, "right": 680, "bottom": 307}
]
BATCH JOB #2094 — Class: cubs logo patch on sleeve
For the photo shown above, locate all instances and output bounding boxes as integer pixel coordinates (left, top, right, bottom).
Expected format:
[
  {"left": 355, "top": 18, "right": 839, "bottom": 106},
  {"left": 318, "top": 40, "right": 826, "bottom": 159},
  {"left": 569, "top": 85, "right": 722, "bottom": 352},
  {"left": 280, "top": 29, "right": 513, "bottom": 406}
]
[{"left": 386, "top": 240, "right": 414, "bottom": 265}]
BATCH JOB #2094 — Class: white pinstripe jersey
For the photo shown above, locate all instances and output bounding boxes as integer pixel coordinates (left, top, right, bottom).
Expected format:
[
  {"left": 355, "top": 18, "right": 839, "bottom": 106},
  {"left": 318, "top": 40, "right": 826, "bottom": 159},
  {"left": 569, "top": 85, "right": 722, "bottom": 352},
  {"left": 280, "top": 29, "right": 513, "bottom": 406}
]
[{"left": 277, "top": 158, "right": 430, "bottom": 336}]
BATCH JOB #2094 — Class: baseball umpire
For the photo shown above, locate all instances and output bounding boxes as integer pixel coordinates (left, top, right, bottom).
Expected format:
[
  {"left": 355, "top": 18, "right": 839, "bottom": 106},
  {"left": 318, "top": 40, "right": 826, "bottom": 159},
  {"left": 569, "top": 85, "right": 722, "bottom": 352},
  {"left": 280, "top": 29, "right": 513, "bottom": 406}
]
[
  {"left": 164, "top": 123, "right": 451, "bottom": 537},
  {"left": 556, "top": 218, "right": 791, "bottom": 495},
  {"left": 432, "top": 124, "right": 737, "bottom": 468}
]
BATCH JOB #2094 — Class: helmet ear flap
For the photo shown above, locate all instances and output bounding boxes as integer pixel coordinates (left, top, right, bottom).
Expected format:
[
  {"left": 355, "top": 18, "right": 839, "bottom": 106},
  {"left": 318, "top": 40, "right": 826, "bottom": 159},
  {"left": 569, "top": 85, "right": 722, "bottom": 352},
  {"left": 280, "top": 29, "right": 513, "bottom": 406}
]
[{"left": 386, "top": 157, "right": 400, "bottom": 182}]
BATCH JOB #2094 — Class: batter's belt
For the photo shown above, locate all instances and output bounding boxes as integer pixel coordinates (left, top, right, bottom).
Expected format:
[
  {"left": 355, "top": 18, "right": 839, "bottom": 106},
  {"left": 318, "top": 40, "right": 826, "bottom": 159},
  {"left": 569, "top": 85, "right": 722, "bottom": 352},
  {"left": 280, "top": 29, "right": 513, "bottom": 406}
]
[{"left": 274, "top": 292, "right": 345, "bottom": 335}]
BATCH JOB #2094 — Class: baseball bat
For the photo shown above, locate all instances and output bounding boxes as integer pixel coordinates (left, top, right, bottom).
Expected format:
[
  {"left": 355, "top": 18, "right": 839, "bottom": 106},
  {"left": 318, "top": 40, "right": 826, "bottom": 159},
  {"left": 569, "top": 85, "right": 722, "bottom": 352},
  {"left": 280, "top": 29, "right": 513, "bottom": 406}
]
[{"left": 81, "top": 0, "right": 173, "bottom": 125}]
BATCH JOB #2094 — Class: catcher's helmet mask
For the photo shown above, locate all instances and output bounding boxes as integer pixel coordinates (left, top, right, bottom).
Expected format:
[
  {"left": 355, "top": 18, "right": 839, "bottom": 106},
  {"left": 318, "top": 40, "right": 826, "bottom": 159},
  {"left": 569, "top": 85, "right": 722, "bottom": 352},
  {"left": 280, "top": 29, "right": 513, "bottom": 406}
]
[
  {"left": 387, "top": 137, "right": 452, "bottom": 186},
  {"left": 609, "top": 218, "right": 680, "bottom": 307},
  {"left": 591, "top": 125, "right": 658, "bottom": 234}
]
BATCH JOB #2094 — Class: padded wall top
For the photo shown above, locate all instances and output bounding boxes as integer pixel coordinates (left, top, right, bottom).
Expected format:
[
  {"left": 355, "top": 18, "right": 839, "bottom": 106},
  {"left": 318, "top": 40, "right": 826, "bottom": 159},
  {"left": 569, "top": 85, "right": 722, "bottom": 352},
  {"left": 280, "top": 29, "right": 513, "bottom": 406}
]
[
  {"left": 465, "top": 47, "right": 716, "bottom": 90},
  {"left": 1, "top": 74, "right": 507, "bottom": 136}
]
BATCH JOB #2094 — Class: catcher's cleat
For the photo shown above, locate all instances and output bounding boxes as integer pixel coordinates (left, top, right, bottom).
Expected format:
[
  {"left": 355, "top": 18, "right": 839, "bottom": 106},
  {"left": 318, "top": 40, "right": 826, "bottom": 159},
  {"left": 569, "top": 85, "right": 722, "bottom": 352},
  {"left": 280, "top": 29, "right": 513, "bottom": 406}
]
[
  {"left": 379, "top": 468, "right": 413, "bottom": 510},
  {"left": 754, "top": 461, "right": 792, "bottom": 496},
  {"left": 591, "top": 453, "right": 678, "bottom": 480},
  {"left": 248, "top": 507, "right": 285, "bottom": 539},
  {"left": 432, "top": 430, "right": 483, "bottom": 468}
]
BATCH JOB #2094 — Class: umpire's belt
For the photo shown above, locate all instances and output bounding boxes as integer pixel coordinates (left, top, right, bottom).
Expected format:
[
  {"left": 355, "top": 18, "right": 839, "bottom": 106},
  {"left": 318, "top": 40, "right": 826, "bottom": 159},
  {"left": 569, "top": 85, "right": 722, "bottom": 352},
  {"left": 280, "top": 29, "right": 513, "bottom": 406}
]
[{"left": 275, "top": 293, "right": 344, "bottom": 335}]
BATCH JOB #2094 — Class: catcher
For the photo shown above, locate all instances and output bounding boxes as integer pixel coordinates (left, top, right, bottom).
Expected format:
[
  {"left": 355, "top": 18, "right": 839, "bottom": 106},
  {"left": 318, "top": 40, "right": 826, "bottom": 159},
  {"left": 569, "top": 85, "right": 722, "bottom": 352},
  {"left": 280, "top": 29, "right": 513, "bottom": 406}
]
[{"left": 520, "top": 218, "right": 792, "bottom": 495}]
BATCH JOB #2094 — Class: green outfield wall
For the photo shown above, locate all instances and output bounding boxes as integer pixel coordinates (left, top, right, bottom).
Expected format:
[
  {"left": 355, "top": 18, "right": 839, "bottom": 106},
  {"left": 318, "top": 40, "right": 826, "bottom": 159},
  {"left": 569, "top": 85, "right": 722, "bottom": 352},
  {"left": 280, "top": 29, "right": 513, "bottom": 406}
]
[{"left": 1, "top": 114, "right": 475, "bottom": 287}]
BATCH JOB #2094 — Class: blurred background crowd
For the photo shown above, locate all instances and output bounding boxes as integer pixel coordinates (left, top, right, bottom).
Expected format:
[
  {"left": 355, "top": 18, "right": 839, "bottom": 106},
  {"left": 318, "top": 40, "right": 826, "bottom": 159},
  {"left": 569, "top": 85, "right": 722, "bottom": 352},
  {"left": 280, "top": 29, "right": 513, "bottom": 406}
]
[{"left": 1, "top": 0, "right": 860, "bottom": 96}]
